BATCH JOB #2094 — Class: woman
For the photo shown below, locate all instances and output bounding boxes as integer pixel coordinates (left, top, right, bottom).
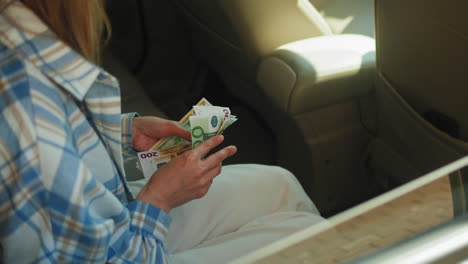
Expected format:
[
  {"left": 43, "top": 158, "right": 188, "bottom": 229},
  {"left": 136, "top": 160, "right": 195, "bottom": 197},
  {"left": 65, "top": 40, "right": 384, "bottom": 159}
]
[{"left": 0, "top": 0, "right": 323, "bottom": 263}]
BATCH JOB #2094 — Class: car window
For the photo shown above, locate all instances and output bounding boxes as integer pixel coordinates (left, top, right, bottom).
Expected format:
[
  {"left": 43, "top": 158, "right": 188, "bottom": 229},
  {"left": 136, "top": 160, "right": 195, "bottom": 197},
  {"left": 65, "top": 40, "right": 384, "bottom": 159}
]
[{"left": 233, "top": 157, "right": 468, "bottom": 263}]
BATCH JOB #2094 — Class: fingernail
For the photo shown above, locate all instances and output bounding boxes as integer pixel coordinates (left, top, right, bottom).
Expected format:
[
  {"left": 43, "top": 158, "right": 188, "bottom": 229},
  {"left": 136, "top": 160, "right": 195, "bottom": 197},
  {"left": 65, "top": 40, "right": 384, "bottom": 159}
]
[{"left": 219, "top": 135, "right": 224, "bottom": 140}]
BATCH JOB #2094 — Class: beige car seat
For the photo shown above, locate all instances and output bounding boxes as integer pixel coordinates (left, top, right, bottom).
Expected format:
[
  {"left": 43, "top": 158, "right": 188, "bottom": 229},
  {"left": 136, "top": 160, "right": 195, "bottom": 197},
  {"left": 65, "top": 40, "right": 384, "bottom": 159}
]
[
  {"left": 175, "top": 0, "right": 376, "bottom": 214},
  {"left": 315, "top": 0, "right": 374, "bottom": 37},
  {"left": 175, "top": 0, "right": 373, "bottom": 82},
  {"left": 371, "top": 0, "right": 468, "bottom": 199},
  {"left": 103, "top": 50, "right": 168, "bottom": 118}
]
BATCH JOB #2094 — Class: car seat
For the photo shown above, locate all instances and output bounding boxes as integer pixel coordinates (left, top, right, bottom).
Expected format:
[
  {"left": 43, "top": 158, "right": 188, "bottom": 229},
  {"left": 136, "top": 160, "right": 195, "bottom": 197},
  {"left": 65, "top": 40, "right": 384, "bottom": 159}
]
[
  {"left": 371, "top": 0, "right": 468, "bottom": 212},
  {"left": 174, "top": 0, "right": 376, "bottom": 214}
]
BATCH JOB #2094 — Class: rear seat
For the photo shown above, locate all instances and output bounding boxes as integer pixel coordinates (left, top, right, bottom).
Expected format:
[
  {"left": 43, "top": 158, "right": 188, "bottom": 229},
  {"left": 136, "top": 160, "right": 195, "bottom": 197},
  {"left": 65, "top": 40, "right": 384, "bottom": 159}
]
[
  {"left": 174, "top": 0, "right": 377, "bottom": 214},
  {"left": 102, "top": 50, "right": 168, "bottom": 119},
  {"left": 313, "top": 0, "right": 374, "bottom": 37}
]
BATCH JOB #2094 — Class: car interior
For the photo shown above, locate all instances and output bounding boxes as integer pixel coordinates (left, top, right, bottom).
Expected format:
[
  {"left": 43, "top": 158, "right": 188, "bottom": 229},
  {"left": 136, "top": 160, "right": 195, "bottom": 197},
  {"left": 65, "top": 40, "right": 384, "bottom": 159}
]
[{"left": 103, "top": 0, "right": 468, "bottom": 225}]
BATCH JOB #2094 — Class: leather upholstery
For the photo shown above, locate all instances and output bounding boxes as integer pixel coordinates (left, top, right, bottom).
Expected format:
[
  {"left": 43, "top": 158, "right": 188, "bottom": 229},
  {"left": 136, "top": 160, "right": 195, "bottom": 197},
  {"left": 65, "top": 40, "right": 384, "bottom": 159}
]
[
  {"left": 315, "top": 0, "right": 374, "bottom": 37},
  {"left": 370, "top": 0, "right": 468, "bottom": 194},
  {"left": 376, "top": 0, "right": 468, "bottom": 141},
  {"left": 258, "top": 34, "right": 375, "bottom": 114},
  {"left": 178, "top": 0, "right": 332, "bottom": 61}
]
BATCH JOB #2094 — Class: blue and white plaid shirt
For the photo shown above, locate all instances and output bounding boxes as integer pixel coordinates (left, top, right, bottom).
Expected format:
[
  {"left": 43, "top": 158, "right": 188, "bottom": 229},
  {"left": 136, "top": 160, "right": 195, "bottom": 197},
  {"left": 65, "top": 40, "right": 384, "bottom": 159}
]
[{"left": 0, "top": 2, "right": 171, "bottom": 263}]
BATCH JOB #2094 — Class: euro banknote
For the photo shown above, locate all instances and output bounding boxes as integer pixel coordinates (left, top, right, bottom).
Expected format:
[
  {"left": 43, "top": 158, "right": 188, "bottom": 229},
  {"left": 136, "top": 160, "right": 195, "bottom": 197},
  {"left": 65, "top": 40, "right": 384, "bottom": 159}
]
[
  {"left": 149, "top": 98, "right": 212, "bottom": 151},
  {"left": 137, "top": 98, "right": 237, "bottom": 179}
]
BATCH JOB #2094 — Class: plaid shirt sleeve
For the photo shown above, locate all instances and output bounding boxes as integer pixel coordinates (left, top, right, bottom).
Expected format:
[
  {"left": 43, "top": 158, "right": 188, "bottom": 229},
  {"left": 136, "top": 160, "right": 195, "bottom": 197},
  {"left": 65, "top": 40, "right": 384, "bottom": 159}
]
[
  {"left": 121, "top": 112, "right": 140, "bottom": 159},
  {"left": 0, "top": 36, "right": 172, "bottom": 264}
]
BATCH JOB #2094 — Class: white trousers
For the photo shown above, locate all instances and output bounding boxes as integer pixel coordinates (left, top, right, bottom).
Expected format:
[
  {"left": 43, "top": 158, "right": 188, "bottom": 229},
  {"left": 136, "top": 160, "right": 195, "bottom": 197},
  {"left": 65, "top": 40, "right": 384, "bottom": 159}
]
[{"left": 128, "top": 164, "right": 324, "bottom": 264}]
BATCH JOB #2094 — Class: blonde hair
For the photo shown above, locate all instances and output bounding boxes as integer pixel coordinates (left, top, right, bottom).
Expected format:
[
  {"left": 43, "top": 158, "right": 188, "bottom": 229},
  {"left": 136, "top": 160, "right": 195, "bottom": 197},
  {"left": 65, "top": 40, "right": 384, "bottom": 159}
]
[{"left": 20, "top": 0, "right": 111, "bottom": 64}]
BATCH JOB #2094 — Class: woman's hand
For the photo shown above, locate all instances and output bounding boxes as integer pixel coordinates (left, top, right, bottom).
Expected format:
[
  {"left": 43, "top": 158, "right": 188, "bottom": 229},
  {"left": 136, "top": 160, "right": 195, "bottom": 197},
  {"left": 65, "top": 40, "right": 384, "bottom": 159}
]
[
  {"left": 135, "top": 135, "right": 237, "bottom": 213},
  {"left": 132, "top": 116, "right": 191, "bottom": 151}
]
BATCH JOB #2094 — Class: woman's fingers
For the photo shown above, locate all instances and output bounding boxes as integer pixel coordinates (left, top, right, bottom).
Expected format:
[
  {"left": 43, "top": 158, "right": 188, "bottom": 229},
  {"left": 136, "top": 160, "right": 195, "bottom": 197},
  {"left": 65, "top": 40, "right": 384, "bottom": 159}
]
[
  {"left": 134, "top": 116, "right": 190, "bottom": 139},
  {"left": 202, "top": 163, "right": 223, "bottom": 181},
  {"left": 169, "top": 121, "right": 191, "bottom": 141},
  {"left": 192, "top": 135, "right": 225, "bottom": 158},
  {"left": 203, "top": 145, "right": 237, "bottom": 169},
  {"left": 137, "top": 135, "right": 236, "bottom": 211}
]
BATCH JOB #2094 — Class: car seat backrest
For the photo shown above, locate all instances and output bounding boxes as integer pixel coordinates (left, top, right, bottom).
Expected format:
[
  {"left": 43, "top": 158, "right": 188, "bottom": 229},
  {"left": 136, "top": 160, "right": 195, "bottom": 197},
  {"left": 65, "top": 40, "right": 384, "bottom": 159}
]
[
  {"left": 177, "top": 0, "right": 332, "bottom": 61},
  {"left": 315, "top": 0, "right": 374, "bottom": 37},
  {"left": 102, "top": 50, "right": 168, "bottom": 118},
  {"left": 376, "top": 0, "right": 468, "bottom": 141}
]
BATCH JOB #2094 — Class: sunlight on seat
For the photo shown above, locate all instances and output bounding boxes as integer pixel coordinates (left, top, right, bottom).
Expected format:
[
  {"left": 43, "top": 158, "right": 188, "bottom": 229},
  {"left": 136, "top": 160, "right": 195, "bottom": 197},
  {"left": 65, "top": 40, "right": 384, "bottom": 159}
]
[
  {"left": 321, "top": 15, "right": 355, "bottom": 34},
  {"left": 297, "top": 0, "right": 333, "bottom": 35},
  {"left": 276, "top": 35, "right": 374, "bottom": 81}
]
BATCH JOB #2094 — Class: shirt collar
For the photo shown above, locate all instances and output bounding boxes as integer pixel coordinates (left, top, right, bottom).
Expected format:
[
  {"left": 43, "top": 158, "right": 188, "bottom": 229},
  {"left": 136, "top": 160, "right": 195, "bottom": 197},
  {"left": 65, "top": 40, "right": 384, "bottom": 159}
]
[{"left": 0, "top": 0, "right": 103, "bottom": 101}]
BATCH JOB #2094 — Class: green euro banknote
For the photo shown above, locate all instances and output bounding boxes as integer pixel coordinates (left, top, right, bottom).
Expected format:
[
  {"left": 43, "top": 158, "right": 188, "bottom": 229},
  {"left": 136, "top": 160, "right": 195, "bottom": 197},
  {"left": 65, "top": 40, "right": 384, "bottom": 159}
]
[
  {"left": 154, "top": 120, "right": 191, "bottom": 151},
  {"left": 217, "top": 115, "right": 237, "bottom": 135},
  {"left": 189, "top": 114, "right": 224, "bottom": 148},
  {"left": 189, "top": 114, "right": 237, "bottom": 148},
  {"left": 150, "top": 97, "right": 212, "bottom": 151}
]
